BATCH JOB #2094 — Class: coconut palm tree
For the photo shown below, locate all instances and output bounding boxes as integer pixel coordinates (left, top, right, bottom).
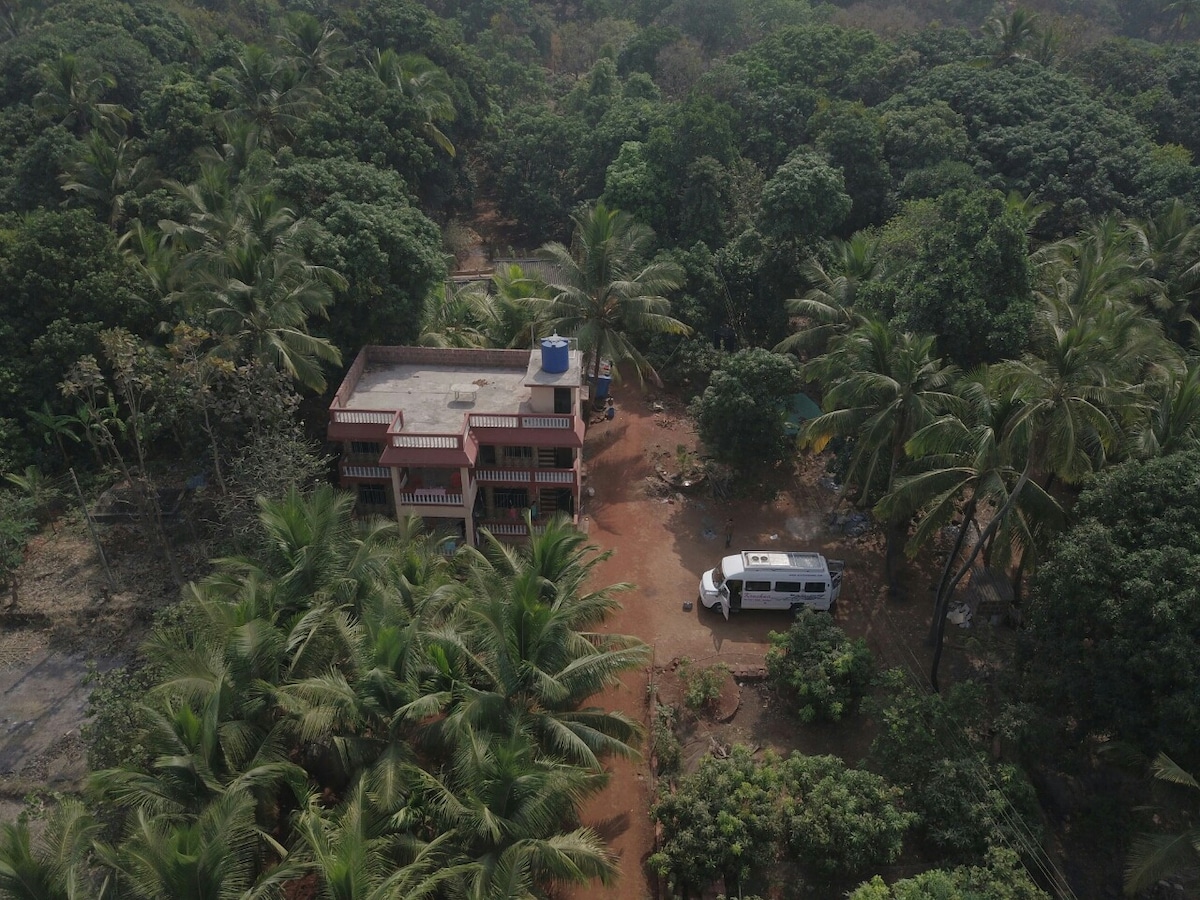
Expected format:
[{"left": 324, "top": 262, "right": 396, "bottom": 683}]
[
  {"left": 774, "top": 234, "right": 880, "bottom": 358},
  {"left": 420, "top": 730, "right": 616, "bottom": 899},
  {"left": 531, "top": 202, "right": 688, "bottom": 388},
  {"left": 803, "top": 318, "right": 961, "bottom": 593},
  {"left": 61, "top": 129, "right": 157, "bottom": 229},
  {"left": 33, "top": 53, "right": 129, "bottom": 135},
  {"left": 1130, "top": 359, "right": 1200, "bottom": 457},
  {"left": 0, "top": 799, "right": 109, "bottom": 900},
  {"left": 1125, "top": 753, "right": 1200, "bottom": 895},
  {"left": 419, "top": 282, "right": 496, "bottom": 349},
  {"left": 292, "top": 780, "right": 457, "bottom": 899},
  {"left": 369, "top": 49, "right": 458, "bottom": 157},
  {"left": 1132, "top": 200, "right": 1200, "bottom": 347},
  {"left": 278, "top": 13, "right": 346, "bottom": 88},
  {"left": 877, "top": 370, "right": 1062, "bottom": 688},
  {"left": 986, "top": 8, "right": 1040, "bottom": 63},
  {"left": 409, "top": 517, "right": 648, "bottom": 770},
  {"left": 99, "top": 792, "right": 299, "bottom": 900},
  {"left": 166, "top": 186, "right": 345, "bottom": 391},
  {"left": 210, "top": 45, "right": 317, "bottom": 148}
]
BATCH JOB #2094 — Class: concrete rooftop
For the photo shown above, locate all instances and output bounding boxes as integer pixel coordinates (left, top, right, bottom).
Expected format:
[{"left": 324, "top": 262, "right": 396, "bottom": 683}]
[{"left": 346, "top": 362, "right": 529, "bottom": 433}]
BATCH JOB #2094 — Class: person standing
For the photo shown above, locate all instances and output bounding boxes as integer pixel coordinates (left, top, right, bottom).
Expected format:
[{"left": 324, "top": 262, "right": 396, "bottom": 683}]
[{"left": 724, "top": 517, "right": 734, "bottom": 548}]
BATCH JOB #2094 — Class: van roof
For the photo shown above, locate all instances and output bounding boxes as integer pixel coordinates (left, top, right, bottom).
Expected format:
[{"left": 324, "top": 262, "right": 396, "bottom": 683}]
[{"left": 741, "top": 551, "right": 825, "bottom": 569}]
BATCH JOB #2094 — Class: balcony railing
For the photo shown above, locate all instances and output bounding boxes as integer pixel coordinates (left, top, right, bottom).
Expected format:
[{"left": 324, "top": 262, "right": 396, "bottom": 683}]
[
  {"left": 399, "top": 491, "right": 464, "bottom": 506},
  {"left": 473, "top": 467, "right": 577, "bottom": 486},
  {"left": 392, "top": 434, "right": 460, "bottom": 449},
  {"left": 468, "top": 414, "right": 574, "bottom": 430},
  {"left": 332, "top": 410, "right": 393, "bottom": 425},
  {"left": 479, "top": 522, "right": 546, "bottom": 536},
  {"left": 342, "top": 464, "right": 390, "bottom": 479}
]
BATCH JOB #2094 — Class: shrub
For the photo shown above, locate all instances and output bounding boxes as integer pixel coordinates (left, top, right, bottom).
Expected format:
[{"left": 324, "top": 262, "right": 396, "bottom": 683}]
[
  {"left": 779, "top": 754, "right": 914, "bottom": 880},
  {"left": 765, "top": 610, "right": 872, "bottom": 723},
  {"left": 678, "top": 657, "right": 730, "bottom": 712},
  {"left": 652, "top": 703, "right": 683, "bottom": 776}
]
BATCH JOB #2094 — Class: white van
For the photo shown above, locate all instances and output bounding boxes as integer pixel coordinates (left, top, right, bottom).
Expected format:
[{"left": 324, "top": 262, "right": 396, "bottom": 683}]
[{"left": 698, "top": 550, "right": 844, "bottom": 619}]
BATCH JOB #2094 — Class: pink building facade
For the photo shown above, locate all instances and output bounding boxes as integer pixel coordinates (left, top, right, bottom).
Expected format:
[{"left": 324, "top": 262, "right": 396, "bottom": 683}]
[{"left": 327, "top": 343, "right": 586, "bottom": 545}]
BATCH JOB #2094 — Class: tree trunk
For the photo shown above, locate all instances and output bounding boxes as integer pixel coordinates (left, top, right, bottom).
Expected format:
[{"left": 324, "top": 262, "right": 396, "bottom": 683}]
[
  {"left": 931, "top": 463, "right": 1033, "bottom": 691},
  {"left": 927, "top": 496, "right": 978, "bottom": 646}
]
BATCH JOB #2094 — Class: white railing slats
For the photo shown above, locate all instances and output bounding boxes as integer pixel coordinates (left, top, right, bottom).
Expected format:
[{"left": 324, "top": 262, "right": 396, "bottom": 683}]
[
  {"left": 399, "top": 492, "right": 464, "bottom": 505},
  {"left": 392, "top": 435, "right": 458, "bottom": 449},
  {"left": 333, "top": 410, "right": 393, "bottom": 425}
]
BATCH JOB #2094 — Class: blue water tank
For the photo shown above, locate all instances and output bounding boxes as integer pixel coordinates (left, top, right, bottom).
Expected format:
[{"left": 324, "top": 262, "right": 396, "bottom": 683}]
[
  {"left": 595, "top": 374, "right": 612, "bottom": 399},
  {"left": 540, "top": 334, "right": 569, "bottom": 373}
]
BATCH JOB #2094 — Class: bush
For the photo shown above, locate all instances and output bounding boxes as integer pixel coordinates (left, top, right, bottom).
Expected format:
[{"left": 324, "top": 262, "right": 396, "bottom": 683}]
[
  {"left": 779, "top": 754, "right": 914, "bottom": 881},
  {"left": 765, "top": 610, "right": 872, "bottom": 723},
  {"left": 678, "top": 657, "right": 729, "bottom": 712},
  {"left": 652, "top": 704, "right": 683, "bottom": 776}
]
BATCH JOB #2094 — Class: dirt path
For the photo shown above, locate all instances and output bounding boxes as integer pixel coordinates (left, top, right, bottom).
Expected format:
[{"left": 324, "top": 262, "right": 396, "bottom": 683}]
[{"left": 568, "top": 384, "right": 947, "bottom": 899}]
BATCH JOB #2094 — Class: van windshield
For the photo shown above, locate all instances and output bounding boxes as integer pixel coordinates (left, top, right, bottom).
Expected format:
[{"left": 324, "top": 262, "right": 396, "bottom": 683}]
[{"left": 712, "top": 563, "right": 725, "bottom": 585}]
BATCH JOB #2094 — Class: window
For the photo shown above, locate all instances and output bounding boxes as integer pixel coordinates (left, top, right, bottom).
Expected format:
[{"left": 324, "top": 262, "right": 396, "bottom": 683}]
[
  {"left": 745, "top": 580, "right": 772, "bottom": 592},
  {"left": 358, "top": 483, "right": 387, "bottom": 506},
  {"left": 501, "top": 446, "right": 533, "bottom": 466},
  {"left": 804, "top": 582, "right": 827, "bottom": 594},
  {"left": 774, "top": 581, "right": 802, "bottom": 593},
  {"left": 350, "top": 441, "right": 381, "bottom": 455},
  {"left": 553, "top": 447, "right": 573, "bottom": 468},
  {"left": 479, "top": 445, "right": 497, "bottom": 466},
  {"left": 554, "top": 387, "right": 572, "bottom": 414},
  {"left": 494, "top": 488, "right": 529, "bottom": 510}
]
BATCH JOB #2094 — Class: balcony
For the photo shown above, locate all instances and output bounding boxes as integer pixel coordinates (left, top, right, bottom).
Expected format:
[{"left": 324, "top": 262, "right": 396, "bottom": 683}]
[{"left": 473, "top": 467, "right": 577, "bottom": 486}]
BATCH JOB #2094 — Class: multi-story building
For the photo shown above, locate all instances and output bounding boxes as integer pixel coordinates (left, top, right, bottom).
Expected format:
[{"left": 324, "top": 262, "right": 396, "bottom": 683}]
[{"left": 327, "top": 338, "right": 586, "bottom": 545}]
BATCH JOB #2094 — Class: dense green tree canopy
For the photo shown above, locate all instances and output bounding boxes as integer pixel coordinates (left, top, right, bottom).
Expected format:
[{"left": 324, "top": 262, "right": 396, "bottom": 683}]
[{"left": 1020, "top": 450, "right": 1200, "bottom": 768}]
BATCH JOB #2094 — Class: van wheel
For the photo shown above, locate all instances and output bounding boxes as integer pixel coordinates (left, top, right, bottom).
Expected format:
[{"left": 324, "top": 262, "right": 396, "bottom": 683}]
[{"left": 790, "top": 602, "right": 801, "bottom": 615}]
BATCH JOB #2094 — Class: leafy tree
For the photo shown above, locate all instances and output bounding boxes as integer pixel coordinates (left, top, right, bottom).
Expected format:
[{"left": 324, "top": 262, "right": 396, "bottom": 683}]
[
  {"left": 811, "top": 101, "right": 892, "bottom": 232},
  {"left": 650, "top": 746, "right": 781, "bottom": 897},
  {"left": 868, "top": 671, "right": 1043, "bottom": 858},
  {"left": 1019, "top": 450, "right": 1200, "bottom": 768},
  {"left": 274, "top": 158, "right": 445, "bottom": 354},
  {"left": 0, "top": 208, "right": 152, "bottom": 436},
  {"left": 766, "top": 609, "right": 873, "bottom": 723},
  {"left": 863, "top": 189, "right": 1035, "bottom": 368},
  {"left": 757, "top": 150, "right": 851, "bottom": 242},
  {"left": 531, "top": 201, "right": 688, "bottom": 387},
  {"left": 690, "top": 348, "right": 801, "bottom": 471},
  {"left": 778, "top": 754, "right": 912, "bottom": 881}
]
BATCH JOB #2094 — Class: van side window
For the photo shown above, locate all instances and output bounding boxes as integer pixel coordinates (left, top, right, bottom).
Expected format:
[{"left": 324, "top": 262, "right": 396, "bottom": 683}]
[
  {"left": 745, "top": 580, "right": 772, "bottom": 592},
  {"left": 774, "top": 581, "right": 802, "bottom": 593},
  {"left": 803, "top": 582, "right": 827, "bottom": 593}
]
